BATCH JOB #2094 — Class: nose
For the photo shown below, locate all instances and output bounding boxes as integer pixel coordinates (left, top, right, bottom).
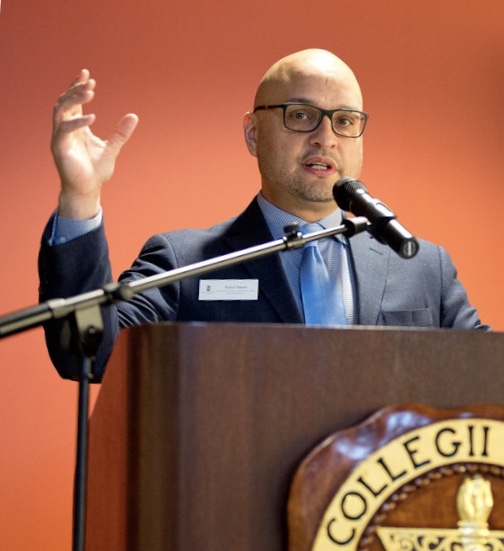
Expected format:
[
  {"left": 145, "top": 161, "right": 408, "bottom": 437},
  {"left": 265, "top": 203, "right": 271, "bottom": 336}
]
[{"left": 309, "top": 113, "right": 338, "bottom": 148}]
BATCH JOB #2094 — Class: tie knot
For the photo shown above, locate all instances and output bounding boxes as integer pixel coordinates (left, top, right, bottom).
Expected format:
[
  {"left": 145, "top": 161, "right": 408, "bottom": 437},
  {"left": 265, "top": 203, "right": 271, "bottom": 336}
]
[
  {"left": 301, "top": 223, "right": 323, "bottom": 234},
  {"left": 301, "top": 223, "right": 324, "bottom": 248}
]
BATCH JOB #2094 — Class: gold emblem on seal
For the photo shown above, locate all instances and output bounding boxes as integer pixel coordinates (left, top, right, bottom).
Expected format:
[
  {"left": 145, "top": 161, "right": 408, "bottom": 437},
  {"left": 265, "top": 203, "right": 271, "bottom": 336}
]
[{"left": 377, "top": 474, "right": 504, "bottom": 551}]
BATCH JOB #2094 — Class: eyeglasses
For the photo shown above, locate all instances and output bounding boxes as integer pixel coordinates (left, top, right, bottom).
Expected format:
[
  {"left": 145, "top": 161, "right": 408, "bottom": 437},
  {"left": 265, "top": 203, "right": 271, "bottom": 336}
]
[{"left": 253, "top": 102, "right": 369, "bottom": 138}]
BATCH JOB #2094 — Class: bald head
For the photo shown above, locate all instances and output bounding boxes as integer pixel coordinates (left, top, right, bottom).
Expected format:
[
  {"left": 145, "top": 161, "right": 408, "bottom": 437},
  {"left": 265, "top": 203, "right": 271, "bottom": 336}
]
[
  {"left": 243, "top": 48, "right": 365, "bottom": 220},
  {"left": 254, "top": 49, "right": 363, "bottom": 109}
]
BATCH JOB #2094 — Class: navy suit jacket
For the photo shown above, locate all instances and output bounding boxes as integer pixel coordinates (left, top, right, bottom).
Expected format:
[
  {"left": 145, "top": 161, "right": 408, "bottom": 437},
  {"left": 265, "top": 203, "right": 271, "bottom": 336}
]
[{"left": 39, "top": 198, "right": 488, "bottom": 380}]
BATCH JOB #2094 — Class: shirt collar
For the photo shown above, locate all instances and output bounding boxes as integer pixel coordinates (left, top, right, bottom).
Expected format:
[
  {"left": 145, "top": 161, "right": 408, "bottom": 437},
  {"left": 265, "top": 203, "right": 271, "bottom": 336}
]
[{"left": 256, "top": 192, "right": 345, "bottom": 242}]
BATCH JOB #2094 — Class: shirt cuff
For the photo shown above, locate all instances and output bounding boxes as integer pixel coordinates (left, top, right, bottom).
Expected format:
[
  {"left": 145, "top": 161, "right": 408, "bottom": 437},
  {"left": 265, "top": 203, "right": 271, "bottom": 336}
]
[{"left": 48, "top": 209, "right": 103, "bottom": 246}]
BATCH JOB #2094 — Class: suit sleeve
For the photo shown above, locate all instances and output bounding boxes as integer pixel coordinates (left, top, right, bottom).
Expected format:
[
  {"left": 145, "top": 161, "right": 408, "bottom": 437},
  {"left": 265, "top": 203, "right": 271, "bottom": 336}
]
[
  {"left": 38, "top": 218, "right": 186, "bottom": 381},
  {"left": 38, "top": 217, "right": 120, "bottom": 381}
]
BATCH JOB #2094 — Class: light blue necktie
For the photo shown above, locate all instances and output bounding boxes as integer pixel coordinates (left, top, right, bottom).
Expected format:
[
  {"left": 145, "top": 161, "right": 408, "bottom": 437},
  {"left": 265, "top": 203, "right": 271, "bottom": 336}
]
[{"left": 300, "top": 224, "right": 347, "bottom": 326}]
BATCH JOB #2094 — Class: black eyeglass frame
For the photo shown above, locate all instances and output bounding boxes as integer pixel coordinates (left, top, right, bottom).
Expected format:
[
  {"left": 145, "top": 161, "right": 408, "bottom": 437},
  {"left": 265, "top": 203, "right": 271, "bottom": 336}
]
[{"left": 253, "top": 102, "right": 369, "bottom": 138}]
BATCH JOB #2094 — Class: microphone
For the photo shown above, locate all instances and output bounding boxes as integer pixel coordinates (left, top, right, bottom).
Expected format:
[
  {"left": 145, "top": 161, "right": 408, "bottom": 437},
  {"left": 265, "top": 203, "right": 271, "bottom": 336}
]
[{"left": 333, "top": 177, "right": 419, "bottom": 259}]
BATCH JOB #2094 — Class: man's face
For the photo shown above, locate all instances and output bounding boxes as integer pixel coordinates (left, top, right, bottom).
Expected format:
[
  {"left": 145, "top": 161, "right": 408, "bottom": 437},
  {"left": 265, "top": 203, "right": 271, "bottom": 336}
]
[{"left": 244, "top": 70, "right": 364, "bottom": 220}]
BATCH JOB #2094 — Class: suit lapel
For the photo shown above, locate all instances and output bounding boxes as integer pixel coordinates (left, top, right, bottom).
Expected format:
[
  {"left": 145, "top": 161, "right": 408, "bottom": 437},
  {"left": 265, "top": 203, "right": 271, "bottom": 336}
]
[
  {"left": 349, "top": 231, "right": 390, "bottom": 325},
  {"left": 222, "top": 199, "right": 303, "bottom": 324},
  {"left": 219, "top": 199, "right": 392, "bottom": 326}
]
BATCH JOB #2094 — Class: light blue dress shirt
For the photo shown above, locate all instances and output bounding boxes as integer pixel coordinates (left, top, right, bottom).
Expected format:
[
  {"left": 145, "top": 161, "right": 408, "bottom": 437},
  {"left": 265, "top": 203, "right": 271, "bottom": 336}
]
[{"left": 256, "top": 193, "right": 356, "bottom": 324}]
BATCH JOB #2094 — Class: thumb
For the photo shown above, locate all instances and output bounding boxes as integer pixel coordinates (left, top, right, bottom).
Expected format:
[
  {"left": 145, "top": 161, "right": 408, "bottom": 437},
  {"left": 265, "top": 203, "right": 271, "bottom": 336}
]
[{"left": 107, "top": 113, "right": 139, "bottom": 153}]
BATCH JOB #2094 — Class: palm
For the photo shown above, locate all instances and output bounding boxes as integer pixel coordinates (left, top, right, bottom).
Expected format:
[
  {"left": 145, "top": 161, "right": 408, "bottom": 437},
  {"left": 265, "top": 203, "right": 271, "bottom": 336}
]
[{"left": 55, "top": 116, "right": 136, "bottom": 193}]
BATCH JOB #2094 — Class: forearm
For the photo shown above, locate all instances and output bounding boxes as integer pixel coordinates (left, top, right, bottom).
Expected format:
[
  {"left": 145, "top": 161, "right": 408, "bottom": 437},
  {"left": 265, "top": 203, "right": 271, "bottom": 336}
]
[
  {"left": 39, "top": 217, "right": 118, "bottom": 380},
  {"left": 438, "top": 246, "right": 490, "bottom": 331}
]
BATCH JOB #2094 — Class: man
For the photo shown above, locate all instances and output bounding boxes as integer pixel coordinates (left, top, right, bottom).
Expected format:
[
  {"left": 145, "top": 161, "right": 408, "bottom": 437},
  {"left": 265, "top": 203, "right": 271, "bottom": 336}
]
[{"left": 39, "top": 49, "right": 488, "bottom": 381}]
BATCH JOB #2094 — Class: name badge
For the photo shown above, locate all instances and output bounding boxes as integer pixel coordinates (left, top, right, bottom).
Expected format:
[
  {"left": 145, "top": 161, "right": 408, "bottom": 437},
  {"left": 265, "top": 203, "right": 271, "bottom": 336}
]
[{"left": 198, "top": 279, "right": 259, "bottom": 301}]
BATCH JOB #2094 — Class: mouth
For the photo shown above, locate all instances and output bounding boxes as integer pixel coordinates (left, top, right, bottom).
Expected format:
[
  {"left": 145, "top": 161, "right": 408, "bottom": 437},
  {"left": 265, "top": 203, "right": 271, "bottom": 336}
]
[
  {"left": 302, "top": 157, "right": 337, "bottom": 175},
  {"left": 306, "top": 162, "right": 331, "bottom": 170}
]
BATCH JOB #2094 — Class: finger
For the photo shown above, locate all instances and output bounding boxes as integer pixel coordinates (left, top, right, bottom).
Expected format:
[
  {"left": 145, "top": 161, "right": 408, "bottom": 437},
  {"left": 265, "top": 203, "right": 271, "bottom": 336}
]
[
  {"left": 70, "top": 68, "right": 91, "bottom": 87},
  {"left": 50, "top": 114, "right": 97, "bottom": 153},
  {"left": 56, "top": 114, "right": 97, "bottom": 135},
  {"left": 52, "top": 104, "right": 96, "bottom": 139},
  {"left": 55, "top": 82, "right": 96, "bottom": 116},
  {"left": 62, "top": 69, "right": 95, "bottom": 105},
  {"left": 54, "top": 72, "right": 97, "bottom": 123}
]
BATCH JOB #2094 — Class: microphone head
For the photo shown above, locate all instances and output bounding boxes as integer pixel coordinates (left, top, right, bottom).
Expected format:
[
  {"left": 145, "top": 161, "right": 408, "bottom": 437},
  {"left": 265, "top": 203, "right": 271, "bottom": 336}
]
[{"left": 333, "top": 178, "right": 368, "bottom": 211}]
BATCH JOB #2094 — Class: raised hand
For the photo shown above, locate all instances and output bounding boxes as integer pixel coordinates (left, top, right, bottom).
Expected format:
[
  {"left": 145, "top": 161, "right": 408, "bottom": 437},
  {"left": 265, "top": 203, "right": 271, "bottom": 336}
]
[{"left": 51, "top": 69, "right": 139, "bottom": 219}]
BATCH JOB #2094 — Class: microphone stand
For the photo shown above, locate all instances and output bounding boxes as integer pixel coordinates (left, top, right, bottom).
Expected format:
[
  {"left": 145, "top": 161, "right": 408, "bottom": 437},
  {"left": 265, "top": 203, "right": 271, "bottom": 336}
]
[{"left": 0, "top": 216, "right": 368, "bottom": 551}]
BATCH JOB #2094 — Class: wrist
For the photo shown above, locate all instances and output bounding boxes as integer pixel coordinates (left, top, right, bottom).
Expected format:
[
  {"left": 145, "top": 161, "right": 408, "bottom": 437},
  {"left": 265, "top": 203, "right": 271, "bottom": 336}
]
[{"left": 57, "top": 191, "right": 101, "bottom": 220}]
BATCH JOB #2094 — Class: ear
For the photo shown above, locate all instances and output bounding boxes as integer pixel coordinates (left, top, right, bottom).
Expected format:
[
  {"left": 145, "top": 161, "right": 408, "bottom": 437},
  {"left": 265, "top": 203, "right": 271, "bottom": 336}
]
[{"left": 243, "top": 111, "right": 258, "bottom": 157}]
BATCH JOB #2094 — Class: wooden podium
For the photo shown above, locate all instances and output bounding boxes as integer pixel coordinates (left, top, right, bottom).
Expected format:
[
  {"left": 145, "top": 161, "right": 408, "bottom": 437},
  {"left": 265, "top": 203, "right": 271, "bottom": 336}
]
[{"left": 85, "top": 323, "right": 504, "bottom": 551}]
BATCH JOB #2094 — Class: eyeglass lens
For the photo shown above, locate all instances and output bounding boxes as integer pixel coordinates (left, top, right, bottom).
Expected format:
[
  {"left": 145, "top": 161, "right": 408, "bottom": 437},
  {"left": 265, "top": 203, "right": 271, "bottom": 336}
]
[{"left": 284, "top": 104, "right": 366, "bottom": 137}]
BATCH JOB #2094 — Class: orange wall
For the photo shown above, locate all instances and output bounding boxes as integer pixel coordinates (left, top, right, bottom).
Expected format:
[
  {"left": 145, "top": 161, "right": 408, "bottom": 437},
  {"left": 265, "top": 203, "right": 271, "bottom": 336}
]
[{"left": 0, "top": 1, "right": 503, "bottom": 549}]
